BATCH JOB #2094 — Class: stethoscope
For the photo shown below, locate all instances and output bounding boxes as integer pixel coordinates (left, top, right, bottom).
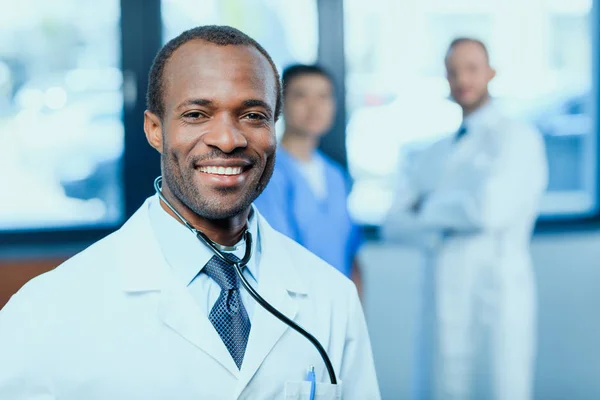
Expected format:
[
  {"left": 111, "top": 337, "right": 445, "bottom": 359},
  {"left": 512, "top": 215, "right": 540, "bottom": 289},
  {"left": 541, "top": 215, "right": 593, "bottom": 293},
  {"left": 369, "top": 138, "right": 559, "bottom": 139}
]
[{"left": 154, "top": 176, "right": 337, "bottom": 385}]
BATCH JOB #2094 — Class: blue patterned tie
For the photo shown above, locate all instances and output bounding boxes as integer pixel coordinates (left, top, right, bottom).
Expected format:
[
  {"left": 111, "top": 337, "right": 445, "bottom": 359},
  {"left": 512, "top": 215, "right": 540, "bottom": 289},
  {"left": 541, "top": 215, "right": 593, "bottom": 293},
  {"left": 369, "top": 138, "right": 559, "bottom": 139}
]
[{"left": 203, "top": 254, "right": 251, "bottom": 369}]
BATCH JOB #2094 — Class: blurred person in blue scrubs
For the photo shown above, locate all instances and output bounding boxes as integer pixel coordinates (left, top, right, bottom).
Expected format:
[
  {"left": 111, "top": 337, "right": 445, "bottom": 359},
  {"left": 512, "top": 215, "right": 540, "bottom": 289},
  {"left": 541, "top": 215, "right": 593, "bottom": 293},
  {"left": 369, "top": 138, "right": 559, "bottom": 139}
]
[
  {"left": 254, "top": 65, "right": 363, "bottom": 288},
  {"left": 383, "top": 38, "right": 548, "bottom": 400}
]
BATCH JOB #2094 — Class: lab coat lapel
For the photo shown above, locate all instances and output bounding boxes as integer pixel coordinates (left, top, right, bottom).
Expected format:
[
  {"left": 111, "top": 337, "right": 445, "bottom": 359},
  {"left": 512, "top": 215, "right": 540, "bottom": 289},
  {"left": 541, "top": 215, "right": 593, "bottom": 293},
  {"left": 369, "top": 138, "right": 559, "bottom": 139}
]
[
  {"left": 158, "top": 282, "right": 240, "bottom": 377},
  {"left": 236, "top": 215, "right": 308, "bottom": 392},
  {"left": 117, "top": 200, "right": 240, "bottom": 378}
]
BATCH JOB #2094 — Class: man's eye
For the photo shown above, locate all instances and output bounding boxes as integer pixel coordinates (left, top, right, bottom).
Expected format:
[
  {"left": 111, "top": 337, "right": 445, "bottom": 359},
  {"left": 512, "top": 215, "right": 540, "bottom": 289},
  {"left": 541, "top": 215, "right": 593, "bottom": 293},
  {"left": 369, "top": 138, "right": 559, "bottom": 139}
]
[
  {"left": 245, "top": 113, "right": 266, "bottom": 120},
  {"left": 183, "top": 112, "right": 203, "bottom": 119}
]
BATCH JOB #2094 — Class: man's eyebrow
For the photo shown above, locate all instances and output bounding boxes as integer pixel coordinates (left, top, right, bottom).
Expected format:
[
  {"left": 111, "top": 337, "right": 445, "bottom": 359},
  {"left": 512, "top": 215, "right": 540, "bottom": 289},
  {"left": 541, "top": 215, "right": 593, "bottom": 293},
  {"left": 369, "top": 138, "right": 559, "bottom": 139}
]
[
  {"left": 242, "top": 99, "right": 273, "bottom": 116},
  {"left": 176, "top": 98, "right": 214, "bottom": 111},
  {"left": 175, "top": 98, "right": 274, "bottom": 117}
]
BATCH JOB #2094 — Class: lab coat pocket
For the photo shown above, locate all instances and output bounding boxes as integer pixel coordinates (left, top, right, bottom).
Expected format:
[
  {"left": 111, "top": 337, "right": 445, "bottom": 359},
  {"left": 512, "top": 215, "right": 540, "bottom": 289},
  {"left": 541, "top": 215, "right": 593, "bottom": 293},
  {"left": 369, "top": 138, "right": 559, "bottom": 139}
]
[{"left": 284, "top": 380, "right": 343, "bottom": 399}]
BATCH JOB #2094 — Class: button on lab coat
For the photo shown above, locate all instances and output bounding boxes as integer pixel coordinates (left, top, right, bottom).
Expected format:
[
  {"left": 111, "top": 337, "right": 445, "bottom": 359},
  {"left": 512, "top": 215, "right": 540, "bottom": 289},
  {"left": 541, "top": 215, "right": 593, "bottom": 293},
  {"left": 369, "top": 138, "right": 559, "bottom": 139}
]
[
  {"left": 0, "top": 199, "right": 380, "bottom": 399},
  {"left": 383, "top": 104, "right": 548, "bottom": 400}
]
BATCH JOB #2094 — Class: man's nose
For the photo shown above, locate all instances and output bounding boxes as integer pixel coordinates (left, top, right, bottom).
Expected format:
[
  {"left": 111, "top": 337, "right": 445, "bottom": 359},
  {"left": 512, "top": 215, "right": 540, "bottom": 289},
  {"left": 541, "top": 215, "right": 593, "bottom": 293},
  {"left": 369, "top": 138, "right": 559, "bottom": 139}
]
[
  {"left": 202, "top": 115, "right": 248, "bottom": 153},
  {"left": 455, "top": 71, "right": 471, "bottom": 85}
]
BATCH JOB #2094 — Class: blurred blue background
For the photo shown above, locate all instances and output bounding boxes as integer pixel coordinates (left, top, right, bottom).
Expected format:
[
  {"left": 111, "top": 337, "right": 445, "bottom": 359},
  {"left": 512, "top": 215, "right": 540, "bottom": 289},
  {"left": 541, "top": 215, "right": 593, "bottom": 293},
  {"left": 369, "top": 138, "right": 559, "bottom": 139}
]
[
  {"left": 0, "top": 0, "right": 596, "bottom": 230},
  {"left": 0, "top": 0, "right": 599, "bottom": 398}
]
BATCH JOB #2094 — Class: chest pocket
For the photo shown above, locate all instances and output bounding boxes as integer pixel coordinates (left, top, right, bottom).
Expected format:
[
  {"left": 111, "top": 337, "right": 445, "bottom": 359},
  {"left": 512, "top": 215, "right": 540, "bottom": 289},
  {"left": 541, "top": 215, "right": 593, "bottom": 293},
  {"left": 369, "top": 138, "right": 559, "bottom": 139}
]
[{"left": 284, "top": 381, "right": 343, "bottom": 400}]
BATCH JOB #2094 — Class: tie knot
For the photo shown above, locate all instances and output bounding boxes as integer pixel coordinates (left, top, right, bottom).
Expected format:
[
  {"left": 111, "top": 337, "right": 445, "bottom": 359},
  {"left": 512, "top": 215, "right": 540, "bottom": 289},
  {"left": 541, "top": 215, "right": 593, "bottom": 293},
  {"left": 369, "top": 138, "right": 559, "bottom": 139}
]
[{"left": 203, "top": 254, "right": 241, "bottom": 290}]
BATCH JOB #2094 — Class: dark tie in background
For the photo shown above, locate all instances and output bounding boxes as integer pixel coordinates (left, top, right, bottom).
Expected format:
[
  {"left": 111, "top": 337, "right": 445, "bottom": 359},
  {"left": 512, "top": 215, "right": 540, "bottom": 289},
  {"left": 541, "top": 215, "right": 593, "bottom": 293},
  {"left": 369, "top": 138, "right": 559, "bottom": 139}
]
[
  {"left": 203, "top": 254, "right": 251, "bottom": 369},
  {"left": 455, "top": 124, "right": 468, "bottom": 142}
]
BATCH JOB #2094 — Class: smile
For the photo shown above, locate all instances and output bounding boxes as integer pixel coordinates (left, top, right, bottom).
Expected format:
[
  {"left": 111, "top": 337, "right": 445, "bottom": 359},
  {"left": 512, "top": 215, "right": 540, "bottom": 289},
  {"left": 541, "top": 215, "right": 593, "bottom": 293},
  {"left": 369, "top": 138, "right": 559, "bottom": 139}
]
[{"left": 198, "top": 166, "right": 244, "bottom": 176}]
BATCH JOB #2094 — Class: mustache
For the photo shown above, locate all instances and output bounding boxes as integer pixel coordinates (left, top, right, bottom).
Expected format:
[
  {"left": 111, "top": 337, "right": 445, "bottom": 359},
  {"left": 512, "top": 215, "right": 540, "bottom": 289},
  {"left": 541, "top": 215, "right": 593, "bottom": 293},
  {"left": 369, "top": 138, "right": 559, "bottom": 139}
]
[{"left": 189, "top": 149, "right": 259, "bottom": 166}]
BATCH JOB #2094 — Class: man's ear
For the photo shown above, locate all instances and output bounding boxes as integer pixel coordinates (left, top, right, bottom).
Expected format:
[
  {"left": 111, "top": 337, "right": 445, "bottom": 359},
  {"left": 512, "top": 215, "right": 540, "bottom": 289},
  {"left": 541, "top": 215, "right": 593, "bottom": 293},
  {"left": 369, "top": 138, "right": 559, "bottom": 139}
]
[
  {"left": 144, "top": 110, "right": 163, "bottom": 154},
  {"left": 488, "top": 66, "right": 497, "bottom": 82}
]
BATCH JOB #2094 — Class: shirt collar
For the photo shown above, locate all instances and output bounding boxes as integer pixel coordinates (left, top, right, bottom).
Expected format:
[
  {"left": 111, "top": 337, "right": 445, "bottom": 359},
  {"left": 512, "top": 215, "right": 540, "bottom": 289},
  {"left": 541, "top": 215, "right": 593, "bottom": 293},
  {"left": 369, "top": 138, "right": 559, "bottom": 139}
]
[
  {"left": 148, "top": 194, "right": 260, "bottom": 287},
  {"left": 463, "top": 99, "right": 500, "bottom": 131}
]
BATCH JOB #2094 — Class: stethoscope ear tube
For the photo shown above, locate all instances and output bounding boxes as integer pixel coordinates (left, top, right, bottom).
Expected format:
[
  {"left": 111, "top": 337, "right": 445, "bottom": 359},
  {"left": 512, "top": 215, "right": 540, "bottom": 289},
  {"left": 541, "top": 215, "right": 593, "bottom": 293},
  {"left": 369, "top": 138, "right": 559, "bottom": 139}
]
[{"left": 153, "top": 176, "right": 337, "bottom": 384}]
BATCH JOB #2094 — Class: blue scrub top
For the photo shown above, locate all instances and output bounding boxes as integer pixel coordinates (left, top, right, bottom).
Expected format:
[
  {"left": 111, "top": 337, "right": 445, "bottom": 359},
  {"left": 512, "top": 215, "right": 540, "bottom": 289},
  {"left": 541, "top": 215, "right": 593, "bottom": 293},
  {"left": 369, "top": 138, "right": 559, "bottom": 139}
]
[{"left": 254, "top": 148, "right": 363, "bottom": 277}]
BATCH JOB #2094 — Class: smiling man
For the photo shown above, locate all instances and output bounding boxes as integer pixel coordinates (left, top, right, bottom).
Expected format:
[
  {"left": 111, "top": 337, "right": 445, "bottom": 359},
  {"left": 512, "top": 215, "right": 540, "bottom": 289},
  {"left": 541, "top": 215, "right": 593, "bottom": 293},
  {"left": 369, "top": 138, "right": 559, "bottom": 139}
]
[{"left": 0, "top": 26, "right": 380, "bottom": 399}]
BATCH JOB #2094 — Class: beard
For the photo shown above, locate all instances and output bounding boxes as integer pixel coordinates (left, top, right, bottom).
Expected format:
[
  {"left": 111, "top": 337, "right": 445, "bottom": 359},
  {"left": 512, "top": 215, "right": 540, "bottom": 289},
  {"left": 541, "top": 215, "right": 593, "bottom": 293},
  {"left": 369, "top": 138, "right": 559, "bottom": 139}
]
[
  {"left": 161, "top": 146, "right": 275, "bottom": 221},
  {"left": 456, "top": 90, "right": 490, "bottom": 114}
]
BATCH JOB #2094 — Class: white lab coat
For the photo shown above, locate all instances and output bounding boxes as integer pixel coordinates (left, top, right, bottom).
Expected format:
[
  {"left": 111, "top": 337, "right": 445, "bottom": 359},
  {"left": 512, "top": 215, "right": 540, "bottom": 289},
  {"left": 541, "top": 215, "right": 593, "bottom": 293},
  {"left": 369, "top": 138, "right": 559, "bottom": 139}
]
[
  {"left": 0, "top": 199, "right": 380, "bottom": 400},
  {"left": 383, "top": 104, "right": 548, "bottom": 400}
]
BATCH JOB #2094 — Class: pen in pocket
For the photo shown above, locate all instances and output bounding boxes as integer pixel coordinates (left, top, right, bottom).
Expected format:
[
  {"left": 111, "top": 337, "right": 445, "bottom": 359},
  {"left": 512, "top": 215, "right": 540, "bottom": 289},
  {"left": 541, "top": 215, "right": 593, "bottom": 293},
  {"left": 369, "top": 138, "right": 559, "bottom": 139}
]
[{"left": 305, "top": 365, "right": 316, "bottom": 400}]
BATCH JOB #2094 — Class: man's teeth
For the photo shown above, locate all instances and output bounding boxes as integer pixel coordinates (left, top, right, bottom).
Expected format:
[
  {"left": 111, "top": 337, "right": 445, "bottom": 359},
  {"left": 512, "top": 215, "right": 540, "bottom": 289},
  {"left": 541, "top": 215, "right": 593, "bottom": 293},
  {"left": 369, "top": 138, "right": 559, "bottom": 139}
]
[{"left": 199, "top": 166, "right": 243, "bottom": 175}]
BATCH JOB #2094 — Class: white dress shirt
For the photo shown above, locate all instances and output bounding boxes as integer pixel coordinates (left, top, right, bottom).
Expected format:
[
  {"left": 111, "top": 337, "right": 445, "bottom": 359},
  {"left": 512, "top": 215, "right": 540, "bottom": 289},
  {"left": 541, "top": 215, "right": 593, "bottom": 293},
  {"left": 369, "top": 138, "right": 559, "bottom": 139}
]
[{"left": 148, "top": 195, "right": 261, "bottom": 318}]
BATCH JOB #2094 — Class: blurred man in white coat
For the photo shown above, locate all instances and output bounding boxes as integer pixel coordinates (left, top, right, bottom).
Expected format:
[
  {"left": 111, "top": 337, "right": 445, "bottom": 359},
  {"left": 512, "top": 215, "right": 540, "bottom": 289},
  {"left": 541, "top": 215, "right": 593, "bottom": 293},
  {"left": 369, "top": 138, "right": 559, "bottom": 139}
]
[
  {"left": 383, "top": 38, "right": 548, "bottom": 400},
  {"left": 0, "top": 26, "right": 380, "bottom": 400}
]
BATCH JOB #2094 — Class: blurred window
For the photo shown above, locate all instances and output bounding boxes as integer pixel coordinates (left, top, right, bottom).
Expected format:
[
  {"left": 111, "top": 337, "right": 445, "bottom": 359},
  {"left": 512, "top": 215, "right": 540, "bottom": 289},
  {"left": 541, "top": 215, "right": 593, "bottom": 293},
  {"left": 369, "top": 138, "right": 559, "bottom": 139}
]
[
  {"left": 0, "top": 0, "right": 124, "bottom": 230},
  {"left": 345, "top": 0, "right": 596, "bottom": 224}
]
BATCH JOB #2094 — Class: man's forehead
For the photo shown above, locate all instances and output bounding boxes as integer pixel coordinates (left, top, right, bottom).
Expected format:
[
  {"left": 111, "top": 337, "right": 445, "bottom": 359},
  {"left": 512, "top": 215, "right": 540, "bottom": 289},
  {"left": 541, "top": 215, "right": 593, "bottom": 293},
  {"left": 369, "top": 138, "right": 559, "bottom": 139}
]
[
  {"left": 163, "top": 40, "right": 276, "bottom": 104},
  {"left": 173, "top": 39, "right": 253, "bottom": 60},
  {"left": 447, "top": 42, "right": 488, "bottom": 63},
  {"left": 289, "top": 73, "right": 331, "bottom": 85},
  {"left": 165, "top": 40, "right": 271, "bottom": 80}
]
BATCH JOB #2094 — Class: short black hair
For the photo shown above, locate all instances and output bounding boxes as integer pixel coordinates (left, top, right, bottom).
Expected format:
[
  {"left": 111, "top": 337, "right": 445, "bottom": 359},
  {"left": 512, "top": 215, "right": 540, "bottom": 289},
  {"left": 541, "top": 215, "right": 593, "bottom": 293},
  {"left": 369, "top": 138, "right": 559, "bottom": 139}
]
[
  {"left": 146, "top": 25, "right": 282, "bottom": 120},
  {"left": 446, "top": 37, "right": 490, "bottom": 63},
  {"left": 281, "top": 64, "right": 334, "bottom": 98}
]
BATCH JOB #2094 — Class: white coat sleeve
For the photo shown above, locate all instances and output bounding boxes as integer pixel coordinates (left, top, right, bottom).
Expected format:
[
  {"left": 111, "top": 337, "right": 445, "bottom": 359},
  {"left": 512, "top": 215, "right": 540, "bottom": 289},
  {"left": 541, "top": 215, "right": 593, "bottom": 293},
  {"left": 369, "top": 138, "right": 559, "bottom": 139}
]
[
  {"left": 418, "top": 124, "right": 548, "bottom": 232},
  {"left": 338, "top": 285, "right": 381, "bottom": 399},
  {"left": 0, "top": 282, "right": 55, "bottom": 399},
  {"left": 381, "top": 151, "right": 443, "bottom": 247}
]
